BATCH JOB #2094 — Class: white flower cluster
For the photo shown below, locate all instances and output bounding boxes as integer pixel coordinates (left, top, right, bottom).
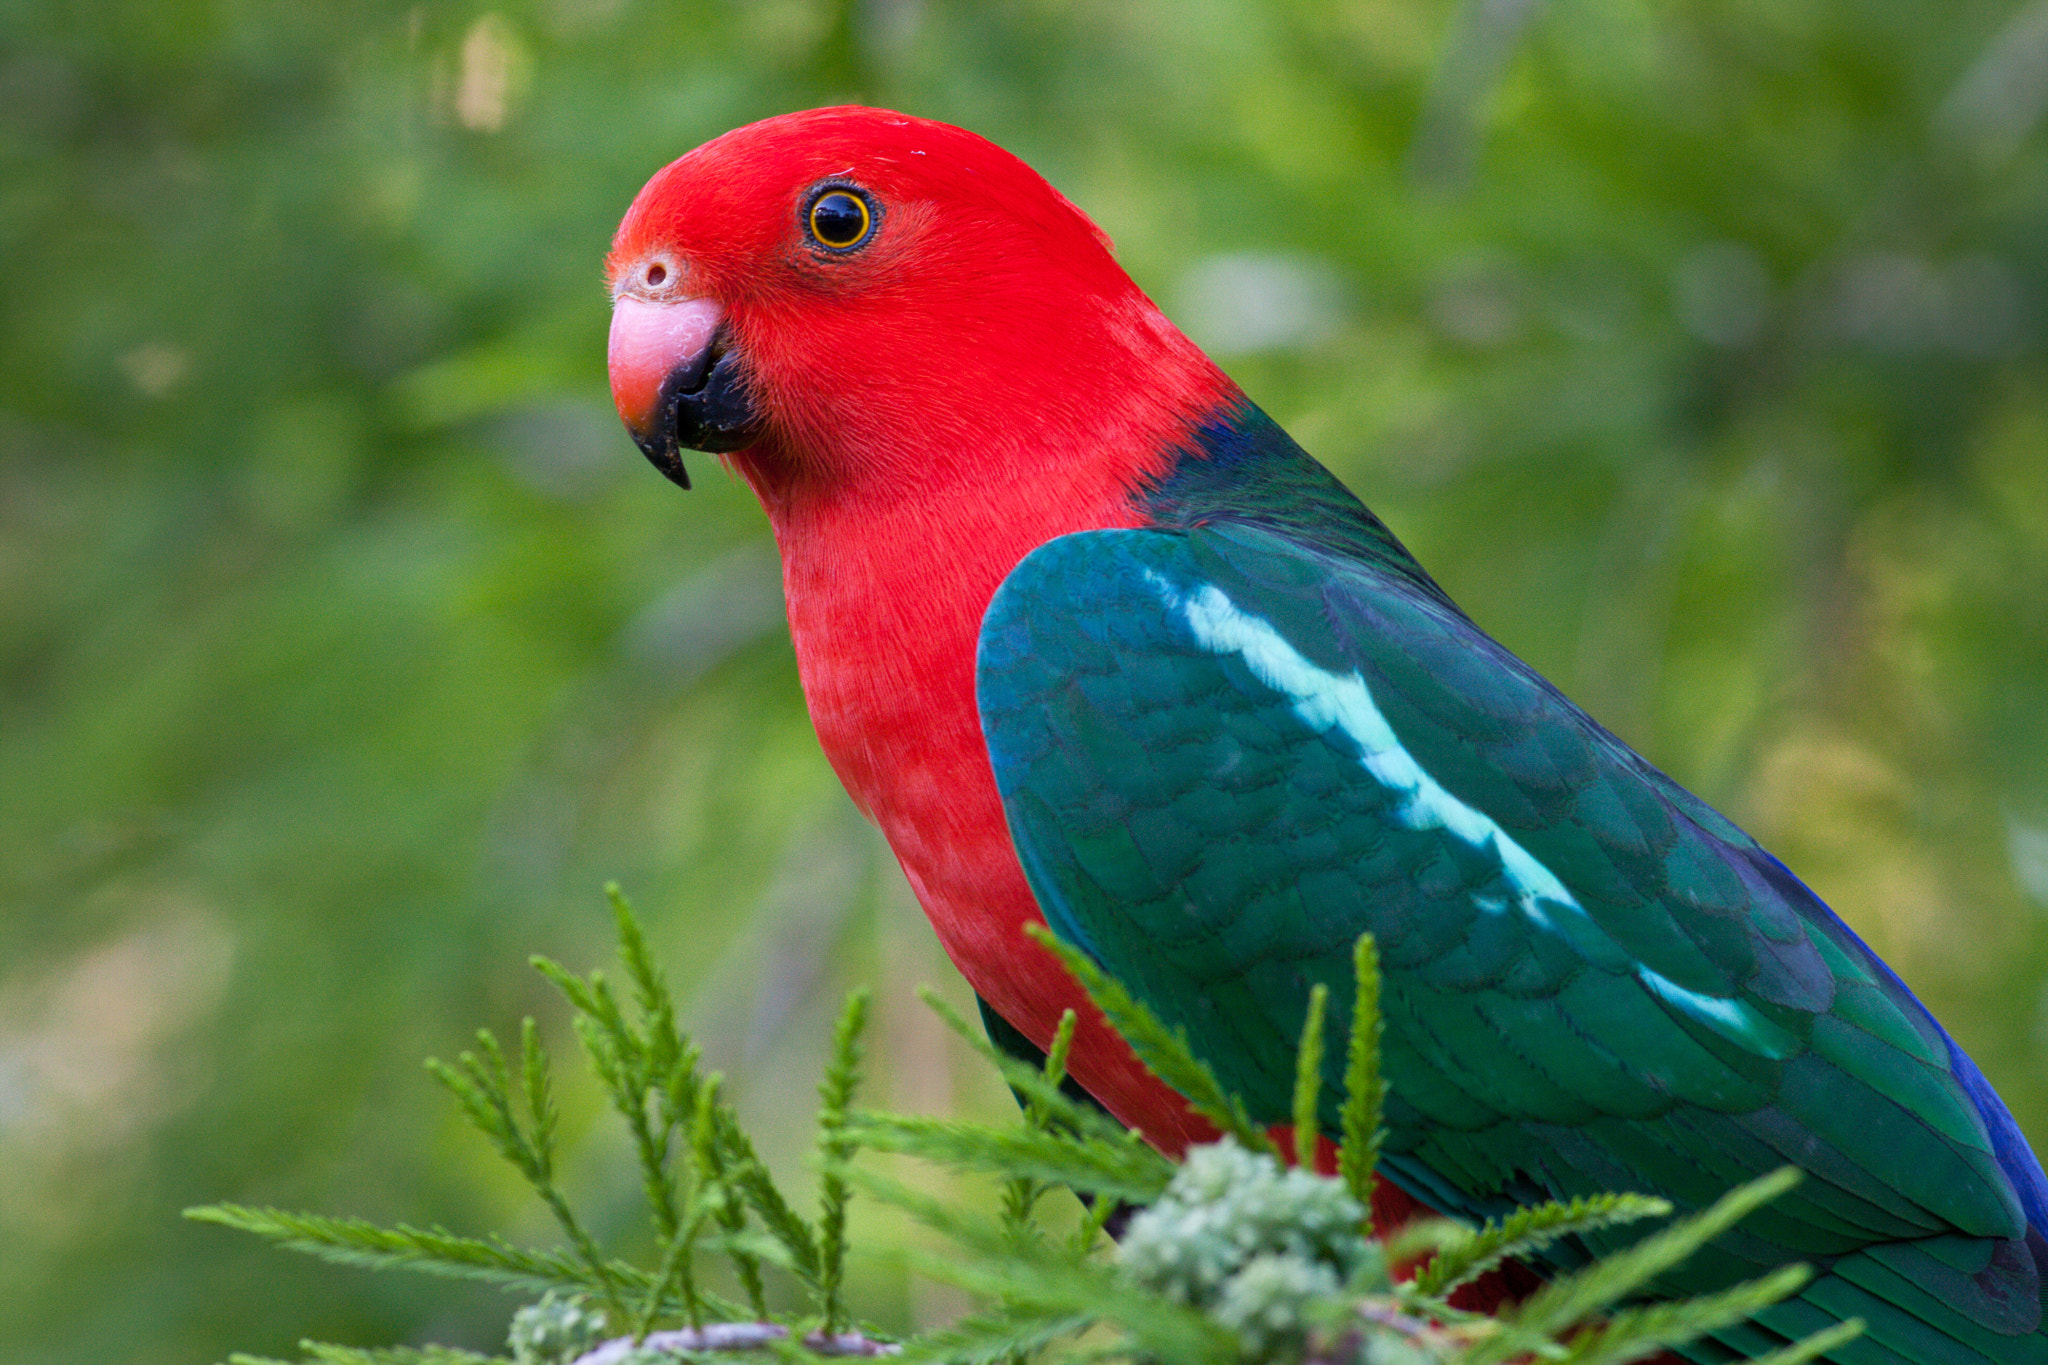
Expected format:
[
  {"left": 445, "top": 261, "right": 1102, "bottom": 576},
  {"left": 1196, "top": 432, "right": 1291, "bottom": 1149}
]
[
  {"left": 1213, "top": 1252, "right": 1346, "bottom": 1358},
  {"left": 1119, "top": 1140, "right": 1387, "bottom": 1361},
  {"left": 508, "top": 1290, "right": 609, "bottom": 1365}
]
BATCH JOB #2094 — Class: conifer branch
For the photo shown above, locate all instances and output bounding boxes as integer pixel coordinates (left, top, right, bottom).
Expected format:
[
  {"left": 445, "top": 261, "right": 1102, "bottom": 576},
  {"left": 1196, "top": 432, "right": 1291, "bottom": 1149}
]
[
  {"left": 230, "top": 1346, "right": 503, "bottom": 1365},
  {"left": 636, "top": 1175, "right": 717, "bottom": 1337},
  {"left": 846, "top": 1115, "right": 1172, "bottom": 1207},
  {"left": 546, "top": 945, "right": 688, "bottom": 1249},
  {"left": 608, "top": 884, "right": 681, "bottom": 1079},
  {"left": 889, "top": 1307, "right": 1092, "bottom": 1365},
  {"left": 1292, "top": 983, "right": 1328, "bottom": 1172},
  {"left": 519, "top": 1018, "right": 558, "bottom": 1187},
  {"left": 723, "top": 1112, "right": 822, "bottom": 1288},
  {"left": 1407, "top": 1191, "right": 1672, "bottom": 1299},
  {"left": 424, "top": 1036, "right": 626, "bottom": 1320},
  {"left": 1557, "top": 1263, "right": 1811, "bottom": 1365},
  {"left": 848, "top": 1168, "right": 1236, "bottom": 1365},
  {"left": 1743, "top": 1318, "right": 1867, "bottom": 1365},
  {"left": 818, "top": 987, "right": 871, "bottom": 1333},
  {"left": 1487, "top": 1167, "right": 1804, "bottom": 1351},
  {"left": 1025, "top": 926, "right": 1273, "bottom": 1156},
  {"left": 183, "top": 1206, "right": 619, "bottom": 1294},
  {"left": 197, "top": 891, "right": 1860, "bottom": 1365},
  {"left": 916, "top": 989, "right": 1141, "bottom": 1151},
  {"left": 1338, "top": 934, "right": 1384, "bottom": 1208},
  {"left": 1034, "top": 1011, "right": 1077, "bottom": 1110},
  {"left": 1001, "top": 1008, "right": 1078, "bottom": 1237},
  {"left": 694, "top": 1073, "right": 769, "bottom": 1316}
]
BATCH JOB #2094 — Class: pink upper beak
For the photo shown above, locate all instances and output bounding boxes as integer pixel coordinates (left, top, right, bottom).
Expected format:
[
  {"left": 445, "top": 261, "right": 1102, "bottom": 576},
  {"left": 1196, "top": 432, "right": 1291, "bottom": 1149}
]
[{"left": 607, "top": 293, "right": 724, "bottom": 446}]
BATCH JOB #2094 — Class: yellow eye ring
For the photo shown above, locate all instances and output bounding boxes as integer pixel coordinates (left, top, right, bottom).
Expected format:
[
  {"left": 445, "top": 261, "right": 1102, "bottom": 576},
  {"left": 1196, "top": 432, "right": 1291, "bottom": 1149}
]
[{"left": 807, "top": 190, "right": 874, "bottom": 250}]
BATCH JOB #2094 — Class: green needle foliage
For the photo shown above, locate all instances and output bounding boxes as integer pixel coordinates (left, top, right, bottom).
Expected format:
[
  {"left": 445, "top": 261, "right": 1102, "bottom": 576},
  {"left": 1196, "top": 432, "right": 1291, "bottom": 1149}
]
[
  {"left": 192, "top": 888, "right": 856, "bottom": 1363},
  {"left": 190, "top": 906, "right": 1859, "bottom": 1365},
  {"left": 234, "top": 1349, "right": 504, "bottom": 1365},
  {"left": 1291, "top": 984, "right": 1328, "bottom": 1174},
  {"left": 1405, "top": 1192, "right": 1674, "bottom": 1301},
  {"left": 998, "top": 1007, "right": 1079, "bottom": 1240},
  {"left": 1338, "top": 934, "right": 1386, "bottom": 1210},
  {"left": 817, "top": 988, "right": 872, "bottom": 1335},
  {"left": 1025, "top": 926, "right": 1276, "bottom": 1158}
]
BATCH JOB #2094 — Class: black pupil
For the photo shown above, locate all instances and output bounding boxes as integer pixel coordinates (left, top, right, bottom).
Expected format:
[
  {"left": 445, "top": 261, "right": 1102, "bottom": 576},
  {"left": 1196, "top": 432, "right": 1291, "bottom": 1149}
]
[{"left": 813, "top": 193, "right": 866, "bottom": 245}]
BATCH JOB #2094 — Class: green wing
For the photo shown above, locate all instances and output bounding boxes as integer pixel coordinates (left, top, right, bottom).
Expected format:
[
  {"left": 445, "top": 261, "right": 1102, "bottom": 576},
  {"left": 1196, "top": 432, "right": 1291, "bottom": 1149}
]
[{"left": 975, "top": 519, "right": 2047, "bottom": 1363}]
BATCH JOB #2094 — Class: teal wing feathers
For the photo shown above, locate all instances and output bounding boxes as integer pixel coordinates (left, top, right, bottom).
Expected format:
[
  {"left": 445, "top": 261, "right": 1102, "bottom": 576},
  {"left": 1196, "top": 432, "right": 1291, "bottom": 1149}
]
[{"left": 974, "top": 518, "right": 2048, "bottom": 1363}]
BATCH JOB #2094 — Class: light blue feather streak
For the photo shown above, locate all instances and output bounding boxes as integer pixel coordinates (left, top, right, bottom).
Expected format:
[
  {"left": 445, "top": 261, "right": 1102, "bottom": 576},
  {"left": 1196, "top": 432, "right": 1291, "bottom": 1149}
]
[
  {"left": 1160, "top": 574, "right": 1580, "bottom": 924},
  {"left": 1156, "top": 573, "right": 1795, "bottom": 1060},
  {"left": 1640, "top": 967, "right": 1798, "bottom": 1060}
]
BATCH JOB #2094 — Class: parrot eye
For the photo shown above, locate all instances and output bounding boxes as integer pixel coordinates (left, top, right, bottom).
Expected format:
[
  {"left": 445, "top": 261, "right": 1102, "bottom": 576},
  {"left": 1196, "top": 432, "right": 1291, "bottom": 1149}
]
[{"left": 805, "top": 188, "right": 876, "bottom": 251}]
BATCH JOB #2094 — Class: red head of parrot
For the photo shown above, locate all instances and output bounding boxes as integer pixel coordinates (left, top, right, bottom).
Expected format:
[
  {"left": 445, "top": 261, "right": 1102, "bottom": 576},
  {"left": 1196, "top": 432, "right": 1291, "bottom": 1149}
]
[{"left": 603, "top": 105, "right": 1228, "bottom": 503}]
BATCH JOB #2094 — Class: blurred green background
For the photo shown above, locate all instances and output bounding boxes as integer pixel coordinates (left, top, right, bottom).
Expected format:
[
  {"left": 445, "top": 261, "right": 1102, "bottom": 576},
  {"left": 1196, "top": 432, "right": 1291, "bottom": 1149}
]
[{"left": 5, "top": 0, "right": 2048, "bottom": 1359}]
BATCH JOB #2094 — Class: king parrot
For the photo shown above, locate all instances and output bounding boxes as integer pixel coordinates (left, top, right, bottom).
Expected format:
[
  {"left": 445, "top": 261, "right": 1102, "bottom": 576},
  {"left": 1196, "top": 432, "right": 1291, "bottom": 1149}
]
[{"left": 603, "top": 106, "right": 2048, "bottom": 1363}]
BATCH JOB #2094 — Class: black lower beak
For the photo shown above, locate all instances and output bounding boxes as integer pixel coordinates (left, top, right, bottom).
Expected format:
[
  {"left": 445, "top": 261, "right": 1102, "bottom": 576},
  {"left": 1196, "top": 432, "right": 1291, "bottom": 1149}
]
[{"left": 633, "top": 330, "right": 762, "bottom": 490}]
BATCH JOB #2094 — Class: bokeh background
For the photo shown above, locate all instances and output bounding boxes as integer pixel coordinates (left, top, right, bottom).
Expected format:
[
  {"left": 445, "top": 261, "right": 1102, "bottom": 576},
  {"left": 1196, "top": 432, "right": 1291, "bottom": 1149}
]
[{"left": 6, "top": 0, "right": 2048, "bottom": 1359}]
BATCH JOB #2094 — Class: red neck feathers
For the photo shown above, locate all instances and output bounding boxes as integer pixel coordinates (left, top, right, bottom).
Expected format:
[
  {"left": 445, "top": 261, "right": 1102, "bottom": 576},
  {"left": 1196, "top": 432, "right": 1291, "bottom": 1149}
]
[{"left": 737, "top": 155, "right": 1233, "bottom": 1151}]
